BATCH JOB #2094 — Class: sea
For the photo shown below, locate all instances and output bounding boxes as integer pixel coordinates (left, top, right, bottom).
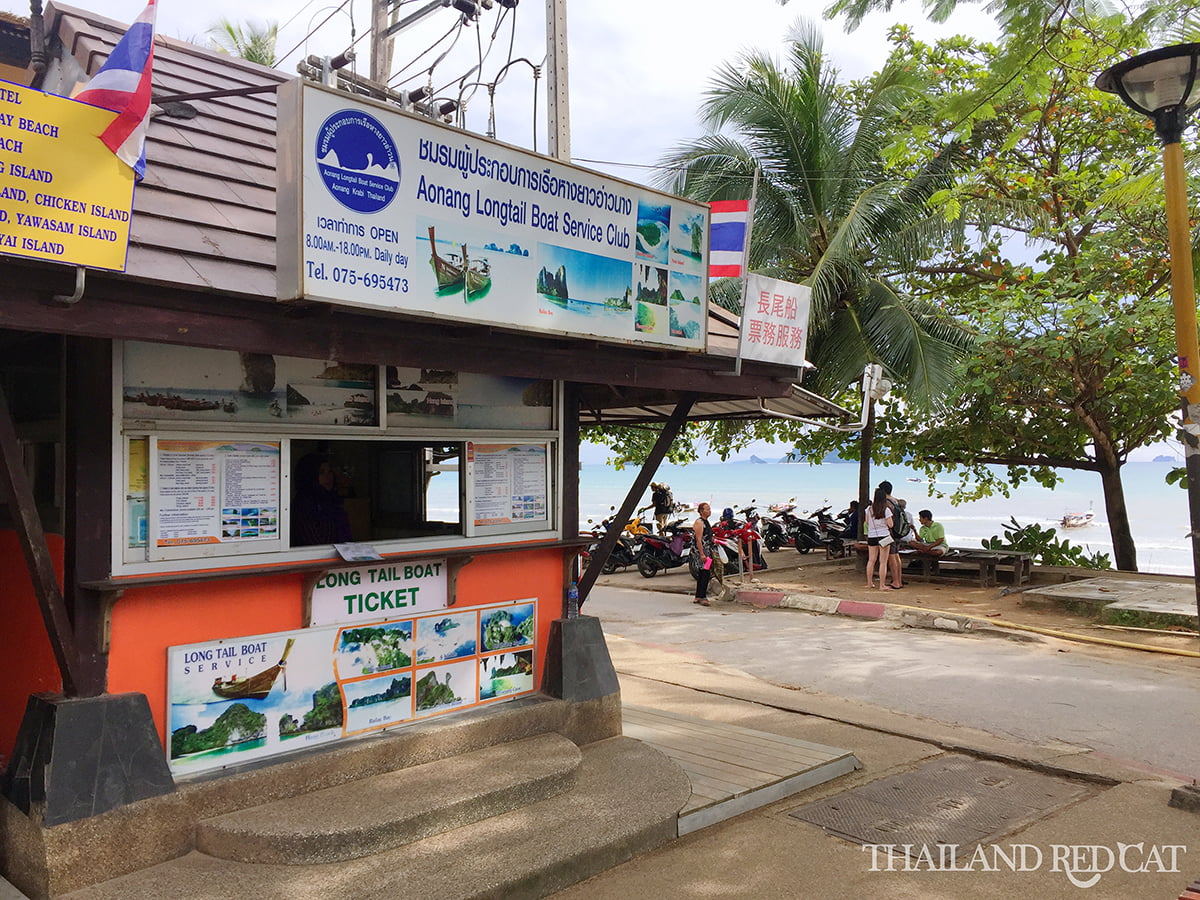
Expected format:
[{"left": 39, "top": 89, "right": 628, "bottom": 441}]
[{"left": 577, "top": 460, "right": 1192, "bottom": 576}]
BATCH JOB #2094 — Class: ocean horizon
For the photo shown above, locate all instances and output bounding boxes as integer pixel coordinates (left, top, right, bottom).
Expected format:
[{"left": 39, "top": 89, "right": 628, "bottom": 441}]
[{"left": 579, "top": 459, "right": 1191, "bottom": 576}]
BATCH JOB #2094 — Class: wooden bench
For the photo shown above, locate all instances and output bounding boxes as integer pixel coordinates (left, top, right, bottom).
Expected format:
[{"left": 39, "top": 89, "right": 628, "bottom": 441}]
[{"left": 855, "top": 547, "right": 1033, "bottom": 589}]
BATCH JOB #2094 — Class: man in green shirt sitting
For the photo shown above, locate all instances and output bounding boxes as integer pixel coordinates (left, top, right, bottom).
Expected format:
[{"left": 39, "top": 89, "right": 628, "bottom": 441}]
[{"left": 910, "top": 509, "right": 947, "bottom": 557}]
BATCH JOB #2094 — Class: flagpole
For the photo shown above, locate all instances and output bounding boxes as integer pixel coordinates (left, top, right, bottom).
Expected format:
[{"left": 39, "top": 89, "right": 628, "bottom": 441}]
[{"left": 731, "top": 168, "right": 760, "bottom": 377}]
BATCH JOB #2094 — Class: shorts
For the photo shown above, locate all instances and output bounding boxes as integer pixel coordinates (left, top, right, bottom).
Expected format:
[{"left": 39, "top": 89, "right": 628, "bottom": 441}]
[{"left": 867, "top": 536, "right": 883, "bottom": 546}]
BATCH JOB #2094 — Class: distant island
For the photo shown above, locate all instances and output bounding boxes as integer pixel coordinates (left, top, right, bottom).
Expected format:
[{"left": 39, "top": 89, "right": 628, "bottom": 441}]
[{"left": 1153, "top": 455, "right": 1177, "bottom": 463}]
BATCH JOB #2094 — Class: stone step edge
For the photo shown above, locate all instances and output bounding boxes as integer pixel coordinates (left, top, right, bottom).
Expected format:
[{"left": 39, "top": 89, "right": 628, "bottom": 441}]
[
  {"left": 60, "top": 736, "right": 692, "bottom": 900},
  {"left": 178, "top": 693, "right": 571, "bottom": 823},
  {"left": 195, "top": 732, "right": 581, "bottom": 865}
]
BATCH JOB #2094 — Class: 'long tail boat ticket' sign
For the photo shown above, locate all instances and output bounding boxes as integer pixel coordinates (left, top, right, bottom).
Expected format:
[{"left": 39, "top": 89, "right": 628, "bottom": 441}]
[
  {"left": 277, "top": 81, "right": 709, "bottom": 351},
  {"left": 168, "top": 599, "right": 535, "bottom": 776}
]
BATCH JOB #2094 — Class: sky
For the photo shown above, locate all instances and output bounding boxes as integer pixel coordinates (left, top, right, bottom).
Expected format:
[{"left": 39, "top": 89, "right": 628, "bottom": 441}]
[{"left": 15, "top": 0, "right": 1176, "bottom": 463}]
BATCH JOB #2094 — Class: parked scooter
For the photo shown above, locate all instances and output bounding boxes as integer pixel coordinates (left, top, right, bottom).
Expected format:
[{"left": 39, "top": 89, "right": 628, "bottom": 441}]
[
  {"left": 771, "top": 506, "right": 823, "bottom": 553},
  {"left": 637, "top": 518, "right": 693, "bottom": 577},
  {"left": 581, "top": 516, "right": 644, "bottom": 574},
  {"left": 762, "top": 501, "right": 796, "bottom": 552}
]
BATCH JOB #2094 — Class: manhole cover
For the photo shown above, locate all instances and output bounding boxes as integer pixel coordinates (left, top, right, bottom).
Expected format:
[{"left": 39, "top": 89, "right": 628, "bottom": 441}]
[{"left": 789, "top": 755, "right": 1094, "bottom": 851}]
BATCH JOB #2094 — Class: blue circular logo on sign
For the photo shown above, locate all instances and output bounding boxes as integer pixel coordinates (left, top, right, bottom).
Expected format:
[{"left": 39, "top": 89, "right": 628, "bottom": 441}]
[{"left": 314, "top": 109, "right": 400, "bottom": 213}]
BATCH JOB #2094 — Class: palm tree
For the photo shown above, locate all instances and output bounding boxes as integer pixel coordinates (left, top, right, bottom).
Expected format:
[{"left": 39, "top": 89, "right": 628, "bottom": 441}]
[
  {"left": 208, "top": 18, "right": 279, "bottom": 67},
  {"left": 661, "top": 20, "right": 970, "bottom": 507}
]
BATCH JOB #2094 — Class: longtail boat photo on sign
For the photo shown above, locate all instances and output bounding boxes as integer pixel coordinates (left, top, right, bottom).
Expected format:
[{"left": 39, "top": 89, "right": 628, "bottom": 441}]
[
  {"left": 168, "top": 600, "right": 537, "bottom": 775},
  {"left": 277, "top": 81, "right": 709, "bottom": 351}
]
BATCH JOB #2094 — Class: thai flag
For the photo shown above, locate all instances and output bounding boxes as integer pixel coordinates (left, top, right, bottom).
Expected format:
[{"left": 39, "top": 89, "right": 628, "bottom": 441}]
[
  {"left": 74, "top": 0, "right": 157, "bottom": 181},
  {"left": 708, "top": 200, "right": 750, "bottom": 277}
]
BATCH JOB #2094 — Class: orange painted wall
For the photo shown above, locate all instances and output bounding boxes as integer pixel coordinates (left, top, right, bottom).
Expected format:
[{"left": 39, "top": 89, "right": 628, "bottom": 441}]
[
  {"left": 106, "top": 575, "right": 305, "bottom": 748},
  {"left": 107, "top": 548, "right": 564, "bottom": 748},
  {"left": 0, "top": 532, "right": 65, "bottom": 761}
]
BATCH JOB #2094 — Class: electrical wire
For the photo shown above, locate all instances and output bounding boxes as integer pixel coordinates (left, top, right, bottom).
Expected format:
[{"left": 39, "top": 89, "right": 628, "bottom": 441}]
[
  {"left": 388, "top": 18, "right": 463, "bottom": 87},
  {"left": 278, "top": 0, "right": 353, "bottom": 67}
]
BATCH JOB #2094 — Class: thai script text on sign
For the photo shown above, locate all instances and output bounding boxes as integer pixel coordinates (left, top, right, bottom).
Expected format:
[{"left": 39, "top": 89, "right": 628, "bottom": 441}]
[{"left": 0, "top": 80, "right": 135, "bottom": 271}]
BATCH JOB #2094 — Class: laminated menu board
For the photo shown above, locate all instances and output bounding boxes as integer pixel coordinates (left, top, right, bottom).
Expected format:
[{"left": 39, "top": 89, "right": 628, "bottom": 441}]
[
  {"left": 469, "top": 442, "right": 548, "bottom": 527},
  {"left": 155, "top": 440, "right": 281, "bottom": 547}
]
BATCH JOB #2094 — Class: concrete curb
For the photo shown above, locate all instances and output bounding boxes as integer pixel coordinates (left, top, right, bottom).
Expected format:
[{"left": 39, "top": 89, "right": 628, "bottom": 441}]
[{"left": 772, "top": 590, "right": 974, "bottom": 633}]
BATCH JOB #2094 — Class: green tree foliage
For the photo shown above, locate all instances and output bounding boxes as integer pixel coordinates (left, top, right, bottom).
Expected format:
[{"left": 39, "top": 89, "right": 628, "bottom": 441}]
[
  {"left": 584, "top": 22, "right": 971, "bottom": 470},
  {"left": 207, "top": 18, "right": 279, "bottom": 67},
  {"left": 863, "top": 16, "right": 1186, "bottom": 571}
]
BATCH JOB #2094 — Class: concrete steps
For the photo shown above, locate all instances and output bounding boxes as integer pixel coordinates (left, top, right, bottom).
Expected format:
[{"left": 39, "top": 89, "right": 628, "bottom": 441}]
[
  {"left": 62, "top": 736, "right": 690, "bottom": 900},
  {"left": 195, "top": 733, "right": 582, "bottom": 865}
]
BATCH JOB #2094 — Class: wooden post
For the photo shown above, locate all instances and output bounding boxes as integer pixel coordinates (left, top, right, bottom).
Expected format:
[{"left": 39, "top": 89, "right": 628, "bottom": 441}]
[{"left": 0, "top": 383, "right": 80, "bottom": 695}]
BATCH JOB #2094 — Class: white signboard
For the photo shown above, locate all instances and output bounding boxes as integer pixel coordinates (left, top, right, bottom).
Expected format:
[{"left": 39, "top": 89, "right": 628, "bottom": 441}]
[
  {"left": 155, "top": 440, "right": 280, "bottom": 547},
  {"left": 738, "top": 274, "right": 812, "bottom": 368},
  {"left": 309, "top": 559, "right": 449, "bottom": 626},
  {"left": 469, "top": 442, "right": 548, "bottom": 526},
  {"left": 168, "top": 599, "right": 536, "bottom": 775},
  {"left": 277, "top": 80, "right": 709, "bottom": 350}
]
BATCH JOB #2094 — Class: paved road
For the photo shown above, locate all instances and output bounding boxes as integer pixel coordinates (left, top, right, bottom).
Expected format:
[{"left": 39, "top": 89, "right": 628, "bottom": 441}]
[{"left": 586, "top": 585, "right": 1200, "bottom": 778}]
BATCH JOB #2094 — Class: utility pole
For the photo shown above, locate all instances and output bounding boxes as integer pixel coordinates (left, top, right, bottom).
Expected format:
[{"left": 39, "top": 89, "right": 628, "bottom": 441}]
[
  {"left": 371, "top": 0, "right": 391, "bottom": 84},
  {"left": 545, "top": 0, "right": 570, "bottom": 161}
]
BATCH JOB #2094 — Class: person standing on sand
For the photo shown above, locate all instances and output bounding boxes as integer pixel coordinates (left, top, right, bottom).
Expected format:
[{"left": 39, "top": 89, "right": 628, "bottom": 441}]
[{"left": 864, "top": 487, "right": 895, "bottom": 591}]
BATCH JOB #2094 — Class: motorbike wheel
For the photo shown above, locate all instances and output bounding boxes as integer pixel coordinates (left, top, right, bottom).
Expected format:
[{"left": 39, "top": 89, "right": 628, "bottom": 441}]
[
  {"left": 765, "top": 533, "right": 783, "bottom": 552},
  {"left": 637, "top": 555, "right": 660, "bottom": 578},
  {"left": 797, "top": 544, "right": 812, "bottom": 554},
  {"left": 601, "top": 559, "right": 618, "bottom": 575}
]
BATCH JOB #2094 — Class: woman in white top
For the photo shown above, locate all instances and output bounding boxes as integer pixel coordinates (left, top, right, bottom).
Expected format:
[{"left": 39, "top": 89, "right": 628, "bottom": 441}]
[{"left": 864, "top": 486, "right": 894, "bottom": 591}]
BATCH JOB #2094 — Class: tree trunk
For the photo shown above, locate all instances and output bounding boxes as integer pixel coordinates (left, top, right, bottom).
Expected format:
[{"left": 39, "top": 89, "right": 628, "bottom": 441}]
[
  {"left": 857, "top": 397, "right": 875, "bottom": 538},
  {"left": 1097, "top": 459, "right": 1137, "bottom": 571}
]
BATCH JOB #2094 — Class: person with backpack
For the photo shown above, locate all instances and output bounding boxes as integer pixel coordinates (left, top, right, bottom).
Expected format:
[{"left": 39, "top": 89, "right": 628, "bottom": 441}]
[
  {"left": 863, "top": 486, "right": 895, "bottom": 591},
  {"left": 878, "top": 480, "right": 913, "bottom": 589}
]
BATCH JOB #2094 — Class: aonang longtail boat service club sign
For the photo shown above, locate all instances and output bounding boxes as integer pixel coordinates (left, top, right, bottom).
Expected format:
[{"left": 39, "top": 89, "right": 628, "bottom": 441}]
[
  {"left": 277, "top": 80, "right": 710, "bottom": 349},
  {"left": 168, "top": 598, "right": 535, "bottom": 775}
]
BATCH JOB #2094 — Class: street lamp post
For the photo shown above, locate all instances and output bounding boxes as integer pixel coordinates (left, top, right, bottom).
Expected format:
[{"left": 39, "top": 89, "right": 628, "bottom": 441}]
[{"left": 1097, "top": 44, "right": 1200, "bottom": 627}]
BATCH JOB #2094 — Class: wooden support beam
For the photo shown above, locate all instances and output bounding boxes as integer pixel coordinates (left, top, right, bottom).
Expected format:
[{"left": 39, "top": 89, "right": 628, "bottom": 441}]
[
  {"left": 0, "top": 382, "right": 81, "bottom": 695},
  {"left": 63, "top": 337, "right": 112, "bottom": 696},
  {"left": 561, "top": 382, "right": 581, "bottom": 617},
  {"left": 577, "top": 397, "right": 694, "bottom": 608}
]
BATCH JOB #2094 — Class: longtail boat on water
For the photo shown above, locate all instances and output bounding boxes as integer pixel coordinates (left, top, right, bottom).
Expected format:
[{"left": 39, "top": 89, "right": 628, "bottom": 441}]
[
  {"left": 462, "top": 245, "right": 492, "bottom": 302},
  {"left": 211, "top": 638, "right": 295, "bottom": 701},
  {"left": 428, "top": 226, "right": 465, "bottom": 292}
]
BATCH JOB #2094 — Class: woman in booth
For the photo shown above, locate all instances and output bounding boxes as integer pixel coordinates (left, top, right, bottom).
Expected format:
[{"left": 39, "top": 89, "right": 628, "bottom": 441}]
[{"left": 291, "top": 453, "right": 353, "bottom": 546}]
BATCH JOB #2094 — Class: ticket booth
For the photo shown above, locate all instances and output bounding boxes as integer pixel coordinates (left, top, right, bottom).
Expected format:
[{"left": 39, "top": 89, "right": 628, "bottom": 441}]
[{"left": 0, "top": 6, "right": 845, "bottom": 896}]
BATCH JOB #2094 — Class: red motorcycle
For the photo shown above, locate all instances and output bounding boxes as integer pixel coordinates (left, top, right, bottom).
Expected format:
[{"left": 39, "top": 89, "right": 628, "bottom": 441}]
[
  {"left": 637, "top": 518, "right": 693, "bottom": 577},
  {"left": 690, "top": 507, "right": 767, "bottom": 578}
]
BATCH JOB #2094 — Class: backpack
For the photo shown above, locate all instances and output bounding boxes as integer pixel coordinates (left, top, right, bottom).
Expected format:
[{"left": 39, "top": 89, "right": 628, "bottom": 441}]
[{"left": 889, "top": 501, "right": 913, "bottom": 541}]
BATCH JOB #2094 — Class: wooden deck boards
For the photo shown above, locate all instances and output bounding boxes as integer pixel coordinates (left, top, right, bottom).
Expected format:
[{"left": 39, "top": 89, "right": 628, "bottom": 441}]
[{"left": 622, "top": 705, "right": 861, "bottom": 834}]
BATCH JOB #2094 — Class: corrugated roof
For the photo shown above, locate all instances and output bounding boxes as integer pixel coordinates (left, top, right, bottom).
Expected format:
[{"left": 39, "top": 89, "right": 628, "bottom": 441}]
[
  {"left": 579, "top": 382, "right": 849, "bottom": 425},
  {"left": 49, "top": 2, "right": 285, "bottom": 297}
]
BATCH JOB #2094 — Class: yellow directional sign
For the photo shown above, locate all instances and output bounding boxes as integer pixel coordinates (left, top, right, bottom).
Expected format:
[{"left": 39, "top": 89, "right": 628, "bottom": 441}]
[{"left": 0, "top": 79, "right": 135, "bottom": 271}]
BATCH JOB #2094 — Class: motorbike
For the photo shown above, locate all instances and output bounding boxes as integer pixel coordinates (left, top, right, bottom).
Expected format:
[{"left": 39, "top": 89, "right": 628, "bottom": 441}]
[
  {"left": 762, "top": 501, "right": 796, "bottom": 552},
  {"left": 769, "top": 505, "right": 823, "bottom": 553},
  {"left": 637, "top": 518, "right": 693, "bottom": 577},
  {"left": 581, "top": 517, "right": 644, "bottom": 574},
  {"left": 691, "top": 506, "right": 767, "bottom": 576},
  {"left": 810, "top": 504, "right": 848, "bottom": 540}
]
